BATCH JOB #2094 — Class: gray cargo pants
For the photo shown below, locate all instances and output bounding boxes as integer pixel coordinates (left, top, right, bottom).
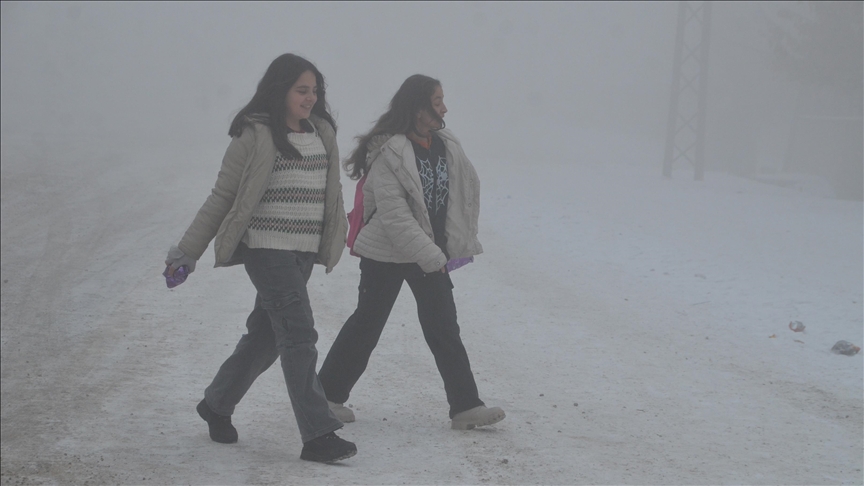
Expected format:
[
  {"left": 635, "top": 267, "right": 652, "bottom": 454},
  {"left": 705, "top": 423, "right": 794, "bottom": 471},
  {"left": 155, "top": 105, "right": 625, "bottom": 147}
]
[{"left": 203, "top": 243, "right": 342, "bottom": 443}]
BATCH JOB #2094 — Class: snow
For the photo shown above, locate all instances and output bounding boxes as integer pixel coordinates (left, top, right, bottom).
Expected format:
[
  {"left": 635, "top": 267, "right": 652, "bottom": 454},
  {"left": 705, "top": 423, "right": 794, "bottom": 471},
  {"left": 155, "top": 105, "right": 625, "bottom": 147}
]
[{"left": 1, "top": 128, "right": 861, "bottom": 485}]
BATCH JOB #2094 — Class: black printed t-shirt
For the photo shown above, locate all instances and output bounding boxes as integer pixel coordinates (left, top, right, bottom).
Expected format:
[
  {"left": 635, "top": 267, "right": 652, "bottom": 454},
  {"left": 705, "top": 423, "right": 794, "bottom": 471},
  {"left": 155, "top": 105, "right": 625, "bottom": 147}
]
[{"left": 410, "top": 134, "right": 449, "bottom": 260}]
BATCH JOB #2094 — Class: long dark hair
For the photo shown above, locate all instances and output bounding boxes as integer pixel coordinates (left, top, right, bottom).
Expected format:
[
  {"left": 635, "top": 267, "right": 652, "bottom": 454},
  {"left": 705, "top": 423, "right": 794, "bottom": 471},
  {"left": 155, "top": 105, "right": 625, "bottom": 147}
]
[
  {"left": 344, "top": 74, "right": 444, "bottom": 180},
  {"left": 229, "top": 53, "right": 336, "bottom": 160}
]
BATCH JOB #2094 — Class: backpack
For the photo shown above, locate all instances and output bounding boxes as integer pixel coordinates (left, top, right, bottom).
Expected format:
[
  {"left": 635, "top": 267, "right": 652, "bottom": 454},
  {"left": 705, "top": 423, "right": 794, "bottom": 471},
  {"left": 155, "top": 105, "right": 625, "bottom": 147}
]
[{"left": 346, "top": 173, "right": 374, "bottom": 257}]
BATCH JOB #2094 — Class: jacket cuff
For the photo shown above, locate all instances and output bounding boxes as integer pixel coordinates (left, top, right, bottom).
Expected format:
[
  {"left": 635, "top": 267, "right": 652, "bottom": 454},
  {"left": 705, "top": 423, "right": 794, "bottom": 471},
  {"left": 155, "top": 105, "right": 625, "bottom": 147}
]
[{"left": 419, "top": 252, "right": 447, "bottom": 273}]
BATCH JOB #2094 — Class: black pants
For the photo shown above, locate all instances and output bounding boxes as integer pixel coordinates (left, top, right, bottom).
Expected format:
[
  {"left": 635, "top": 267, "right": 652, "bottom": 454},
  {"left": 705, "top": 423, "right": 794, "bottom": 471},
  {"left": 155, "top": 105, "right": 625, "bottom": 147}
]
[{"left": 319, "top": 257, "right": 484, "bottom": 418}]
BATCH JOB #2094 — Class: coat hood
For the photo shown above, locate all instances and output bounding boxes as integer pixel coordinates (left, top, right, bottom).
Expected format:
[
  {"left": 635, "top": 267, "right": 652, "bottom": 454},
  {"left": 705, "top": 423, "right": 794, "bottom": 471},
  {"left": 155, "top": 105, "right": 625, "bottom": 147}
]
[
  {"left": 241, "top": 113, "right": 320, "bottom": 134},
  {"left": 366, "top": 128, "right": 460, "bottom": 162},
  {"left": 365, "top": 133, "right": 395, "bottom": 162}
]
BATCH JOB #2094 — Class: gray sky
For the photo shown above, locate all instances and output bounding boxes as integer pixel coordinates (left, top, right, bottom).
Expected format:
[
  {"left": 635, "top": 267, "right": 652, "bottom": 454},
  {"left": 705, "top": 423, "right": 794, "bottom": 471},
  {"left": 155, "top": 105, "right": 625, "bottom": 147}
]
[
  {"left": 2, "top": 1, "right": 853, "bottom": 175},
  {"left": 1, "top": 2, "right": 679, "bottom": 157}
]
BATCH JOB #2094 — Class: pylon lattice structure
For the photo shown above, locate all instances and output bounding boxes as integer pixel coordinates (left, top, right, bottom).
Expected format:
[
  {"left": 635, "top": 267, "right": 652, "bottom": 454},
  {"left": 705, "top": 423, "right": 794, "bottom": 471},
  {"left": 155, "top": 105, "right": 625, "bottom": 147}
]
[{"left": 662, "top": 1, "right": 712, "bottom": 180}]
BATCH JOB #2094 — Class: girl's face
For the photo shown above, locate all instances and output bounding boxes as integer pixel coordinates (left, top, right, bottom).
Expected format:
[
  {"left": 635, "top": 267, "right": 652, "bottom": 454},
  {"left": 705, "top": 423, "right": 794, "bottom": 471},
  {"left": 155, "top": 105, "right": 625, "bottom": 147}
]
[
  {"left": 285, "top": 70, "right": 318, "bottom": 127},
  {"left": 415, "top": 85, "right": 447, "bottom": 135}
]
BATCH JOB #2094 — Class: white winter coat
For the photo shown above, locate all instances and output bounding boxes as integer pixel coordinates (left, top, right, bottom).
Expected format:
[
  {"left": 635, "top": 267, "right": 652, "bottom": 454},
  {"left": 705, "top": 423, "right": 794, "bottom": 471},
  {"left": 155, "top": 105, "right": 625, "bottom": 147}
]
[{"left": 352, "top": 129, "right": 483, "bottom": 273}]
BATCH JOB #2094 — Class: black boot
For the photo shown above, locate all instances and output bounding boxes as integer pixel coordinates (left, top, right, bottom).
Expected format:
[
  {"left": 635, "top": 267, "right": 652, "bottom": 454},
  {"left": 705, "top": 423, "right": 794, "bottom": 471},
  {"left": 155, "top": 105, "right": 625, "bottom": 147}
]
[
  {"left": 196, "top": 399, "right": 238, "bottom": 444},
  {"left": 300, "top": 431, "right": 357, "bottom": 463}
]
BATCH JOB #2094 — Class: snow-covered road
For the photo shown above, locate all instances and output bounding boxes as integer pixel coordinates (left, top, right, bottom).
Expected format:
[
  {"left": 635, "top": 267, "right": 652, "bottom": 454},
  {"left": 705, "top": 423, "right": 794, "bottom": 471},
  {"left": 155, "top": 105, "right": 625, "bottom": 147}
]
[{"left": 2, "top": 134, "right": 861, "bottom": 485}]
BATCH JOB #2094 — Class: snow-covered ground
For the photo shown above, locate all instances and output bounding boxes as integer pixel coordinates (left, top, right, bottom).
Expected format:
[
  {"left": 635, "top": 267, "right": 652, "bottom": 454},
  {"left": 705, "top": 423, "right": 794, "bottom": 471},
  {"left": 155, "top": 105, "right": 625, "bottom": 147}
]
[{"left": 1, "top": 131, "right": 862, "bottom": 485}]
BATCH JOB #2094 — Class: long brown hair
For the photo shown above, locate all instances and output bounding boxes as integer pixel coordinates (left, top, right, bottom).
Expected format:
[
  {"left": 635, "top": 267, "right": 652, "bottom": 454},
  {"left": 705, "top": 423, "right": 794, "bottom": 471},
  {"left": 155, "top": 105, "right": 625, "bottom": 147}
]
[
  {"left": 344, "top": 74, "right": 444, "bottom": 180},
  {"left": 229, "top": 53, "right": 336, "bottom": 160}
]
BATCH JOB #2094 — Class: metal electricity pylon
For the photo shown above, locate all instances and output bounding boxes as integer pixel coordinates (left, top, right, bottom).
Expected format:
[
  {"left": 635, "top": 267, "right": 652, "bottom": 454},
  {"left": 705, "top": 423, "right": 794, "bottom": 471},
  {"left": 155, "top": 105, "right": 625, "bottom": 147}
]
[{"left": 662, "top": 0, "right": 712, "bottom": 180}]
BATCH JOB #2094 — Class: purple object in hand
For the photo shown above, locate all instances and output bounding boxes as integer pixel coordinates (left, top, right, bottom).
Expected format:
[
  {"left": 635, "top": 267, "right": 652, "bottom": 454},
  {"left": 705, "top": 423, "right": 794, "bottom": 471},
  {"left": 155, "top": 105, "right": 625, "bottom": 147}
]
[
  {"left": 446, "top": 256, "right": 474, "bottom": 273},
  {"left": 163, "top": 265, "right": 189, "bottom": 288}
]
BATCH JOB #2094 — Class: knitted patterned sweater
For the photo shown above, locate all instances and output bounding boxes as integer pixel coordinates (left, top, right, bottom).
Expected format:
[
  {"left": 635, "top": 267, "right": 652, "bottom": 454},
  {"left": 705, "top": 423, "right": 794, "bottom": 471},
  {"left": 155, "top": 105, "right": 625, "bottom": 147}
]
[{"left": 242, "top": 129, "right": 328, "bottom": 252}]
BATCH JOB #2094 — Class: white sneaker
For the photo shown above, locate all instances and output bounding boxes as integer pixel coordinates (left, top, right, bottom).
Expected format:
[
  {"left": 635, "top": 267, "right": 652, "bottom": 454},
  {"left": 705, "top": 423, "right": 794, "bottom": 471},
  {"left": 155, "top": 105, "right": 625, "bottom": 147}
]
[
  {"left": 451, "top": 405, "right": 506, "bottom": 430},
  {"left": 328, "top": 401, "right": 355, "bottom": 423}
]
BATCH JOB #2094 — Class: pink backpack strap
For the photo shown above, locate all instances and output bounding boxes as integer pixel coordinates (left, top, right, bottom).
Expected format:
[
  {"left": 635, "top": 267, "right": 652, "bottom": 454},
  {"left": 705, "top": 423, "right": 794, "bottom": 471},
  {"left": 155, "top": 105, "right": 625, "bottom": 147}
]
[{"left": 346, "top": 174, "right": 368, "bottom": 257}]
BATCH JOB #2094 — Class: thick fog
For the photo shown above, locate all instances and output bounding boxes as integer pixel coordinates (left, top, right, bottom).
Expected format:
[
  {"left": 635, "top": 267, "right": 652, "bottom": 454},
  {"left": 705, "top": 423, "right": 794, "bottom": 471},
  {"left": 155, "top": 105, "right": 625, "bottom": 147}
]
[
  {"left": 0, "top": 2, "right": 672, "bottom": 158},
  {"left": 4, "top": 1, "right": 859, "bottom": 197},
  {"left": 2, "top": 4, "right": 863, "bottom": 483}
]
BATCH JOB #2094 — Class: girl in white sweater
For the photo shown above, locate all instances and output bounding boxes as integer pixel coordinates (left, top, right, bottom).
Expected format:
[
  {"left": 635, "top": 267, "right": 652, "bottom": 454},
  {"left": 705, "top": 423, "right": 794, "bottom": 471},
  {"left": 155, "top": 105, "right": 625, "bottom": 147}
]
[{"left": 164, "top": 53, "right": 354, "bottom": 463}]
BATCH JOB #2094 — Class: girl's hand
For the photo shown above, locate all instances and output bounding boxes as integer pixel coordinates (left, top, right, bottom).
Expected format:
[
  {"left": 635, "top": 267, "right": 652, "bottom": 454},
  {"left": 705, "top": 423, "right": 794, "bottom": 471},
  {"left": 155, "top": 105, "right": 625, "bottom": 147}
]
[{"left": 165, "top": 245, "right": 197, "bottom": 276}]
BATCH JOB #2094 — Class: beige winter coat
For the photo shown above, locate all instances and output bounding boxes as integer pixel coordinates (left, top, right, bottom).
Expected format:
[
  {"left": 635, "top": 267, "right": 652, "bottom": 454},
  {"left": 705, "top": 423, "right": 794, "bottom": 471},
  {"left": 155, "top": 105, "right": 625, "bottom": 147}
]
[
  {"left": 352, "top": 129, "right": 482, "bottom": 273},
  {"left": 177, "top": 115, "right": 347, "bottom": 273}
]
